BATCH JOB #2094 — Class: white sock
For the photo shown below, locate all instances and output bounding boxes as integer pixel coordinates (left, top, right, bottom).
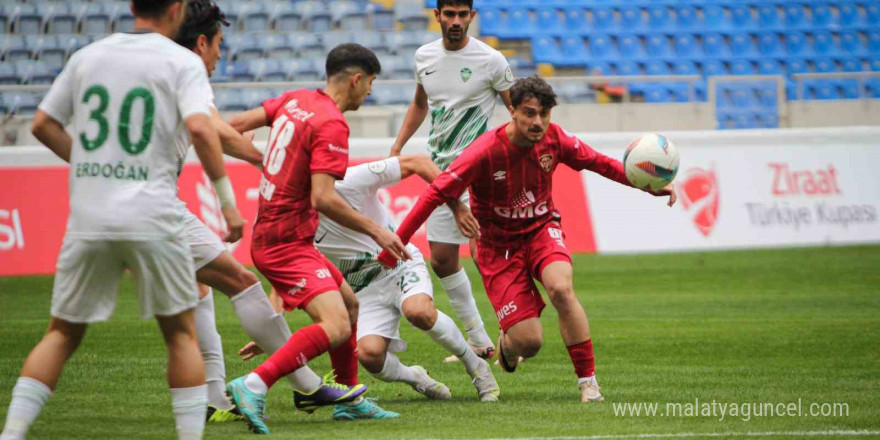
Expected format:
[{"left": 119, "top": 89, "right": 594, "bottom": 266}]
[
  {"left": 193, "top": 292, "right": 232, "bottom": 410},
  {"left": 425, "top": 311, "right": 482, "bottom": 374},
  {"left": 171, "top": 385, "right": 207, "bottom": 440},
  {"left": 230, "top": 283, "right": 322, "bottom": 394},
  {"left": 371, "top": 352, "right": 416, "bottom": 385},
  {"left": 578, "top": 375, "right": 597, "bottom": 387},
  {"left": 439, "top": 269, "right": 492, "bottom": 347},
  {"left": 1, "top": 377, "right": 52, "bottom": 440},
  {"left": 243, "top": 373, "right": 268, "bottom": 395}
]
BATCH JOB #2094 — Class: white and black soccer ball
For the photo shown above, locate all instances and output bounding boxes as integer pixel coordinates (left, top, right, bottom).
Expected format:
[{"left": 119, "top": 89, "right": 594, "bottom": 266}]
[{"left": 623, "top": 133, "right": 680, "bottom": 191}]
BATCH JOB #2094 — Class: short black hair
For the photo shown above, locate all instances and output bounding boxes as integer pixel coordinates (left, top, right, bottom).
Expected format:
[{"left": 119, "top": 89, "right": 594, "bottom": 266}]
[
  {"left": 174, "top": 0, "right": 229, "bottom": 50},
  {"left": 131, "top": 0, "right": 181, "bottom": 19},
  {"left": 510, "top": 75, "right": 558, "bottom": 111},
  {"left": 436, "top": 0, "right": 473, "bottom": 10},
  {"left": 325, "top": 43, "right": 382, "bottom": 78}
]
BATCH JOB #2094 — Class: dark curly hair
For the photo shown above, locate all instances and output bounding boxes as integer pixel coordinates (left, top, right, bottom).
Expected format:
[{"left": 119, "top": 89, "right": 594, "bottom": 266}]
[
  {"left": 174, "top": 0, "right": 229, "bottom": 50},
  {"left": 510, "top": 75, "right": 558, "bottom": 111}
]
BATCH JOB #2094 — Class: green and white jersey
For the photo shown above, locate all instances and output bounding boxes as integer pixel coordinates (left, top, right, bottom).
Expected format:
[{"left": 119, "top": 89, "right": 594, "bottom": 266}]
[
  {"left": 316, "top": 158, "right": 422, "bottom": 292},
  {"left": 415, "top": 37, "right": 514, "bottom": 170},
  {"left": 39, "top": 32, "right": 213, "bottom": 240}
]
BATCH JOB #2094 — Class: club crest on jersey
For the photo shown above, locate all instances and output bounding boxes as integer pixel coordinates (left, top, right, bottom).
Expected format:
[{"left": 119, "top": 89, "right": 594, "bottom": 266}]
[
  {"left": 460, "top": 67, "right": 473, "bottom": 83},
  {"left": 539, "top": 154, "right": 554, "bottom": 173}
]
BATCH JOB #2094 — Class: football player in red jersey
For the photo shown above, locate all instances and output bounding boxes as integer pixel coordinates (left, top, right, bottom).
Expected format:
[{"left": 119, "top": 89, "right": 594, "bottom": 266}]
[
  {"left": 223, "top": 44, "right": 409, "bottom": 434},
  {"left": 380, "top": 76, "right": 675, "bottom": 403}
]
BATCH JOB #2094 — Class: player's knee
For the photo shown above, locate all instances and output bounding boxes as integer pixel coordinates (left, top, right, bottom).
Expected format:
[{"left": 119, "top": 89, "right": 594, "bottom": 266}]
[
  {"left": 357, "top": 347, "right": 384, "bottom": 374},
  {"left": 546, "top": 282, "right": 577, "bottom": 309},
  {"left": 404, "top": 306, "right": 437, "bottom": 331},
  {"left": 235, "top": 269, "right": 260, "bottom": 290},
  {"left": 430, "top": 253, "right": 459, "bottom": 277},
  {"left": 511, "top": 333, "right": 543, "bottom": 358},
  {"left": 320, "top": 313, "right": 352, "bottom": 344}
]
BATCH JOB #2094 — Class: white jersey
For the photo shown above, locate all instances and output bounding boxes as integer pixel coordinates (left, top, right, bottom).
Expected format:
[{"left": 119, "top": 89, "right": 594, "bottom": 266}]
[
  {"left": 415, "top": 37, "right": 514, "bottom": 170},
  {"left": 39, "top": 31, "right": 213, "bottom": 241},
  {"left": 316, "top": 157, "right": 421, "bottom": 292}
]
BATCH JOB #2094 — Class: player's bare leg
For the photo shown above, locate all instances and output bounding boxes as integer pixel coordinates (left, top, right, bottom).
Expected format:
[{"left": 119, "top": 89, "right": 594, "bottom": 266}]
[
  {"left": 402, "top": 294, "right": 499, "bottom": 401},
  {"left": 430, "top": 241, "right": 494, "bottom": 359},
  {"left": 2, "top": 318, "right": 86, "bottom": 440},
  {"left": 497, "top": 318, "right": 543, "bottom": 373},
  {"left": 157, "top": 310, "right": 209, "bottom": 439},
  {"left": 540, "top": 261, "right": 602, "bottom": 403},
  {"left": 196, "top": 253, "right": 323, "bottom": 398},
  {"left": 358, "top": 335, "right": 451, "bottom": 400}
]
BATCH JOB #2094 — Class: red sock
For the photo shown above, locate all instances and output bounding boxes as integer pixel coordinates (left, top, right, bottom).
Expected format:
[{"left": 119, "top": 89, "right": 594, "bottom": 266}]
[
  {"left": 254, "top": 323, "right": 330, "bottom": 388},
  {"left": 329, "top": 324, "right": 359, "bottom": 386},
  {"left": 567, "top": 339, "right": 595, "bottom": 379}
]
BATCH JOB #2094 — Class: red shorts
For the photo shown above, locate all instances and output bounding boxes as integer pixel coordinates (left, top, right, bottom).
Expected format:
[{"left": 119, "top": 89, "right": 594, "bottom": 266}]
[
  {"left": 251, "top": 242, "right": 344, "bottom": 311},
  {"left": 476, "top": 222, "right": 572, "bottom": 332}
]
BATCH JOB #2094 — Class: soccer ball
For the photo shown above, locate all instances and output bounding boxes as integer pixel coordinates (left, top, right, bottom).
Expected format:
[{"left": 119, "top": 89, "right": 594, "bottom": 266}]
[{"left": 623, "top": 133, "right": 680, "bottom": 191}]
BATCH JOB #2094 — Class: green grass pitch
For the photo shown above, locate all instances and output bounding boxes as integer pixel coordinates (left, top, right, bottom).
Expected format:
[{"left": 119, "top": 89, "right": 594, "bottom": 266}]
[{"left": 1, "top": 246, "right": 878, "bottom": 440}]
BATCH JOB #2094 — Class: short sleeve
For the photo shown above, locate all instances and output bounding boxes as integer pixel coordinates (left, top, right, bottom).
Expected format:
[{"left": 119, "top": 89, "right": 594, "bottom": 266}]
[
  {"left": 489, "top": 51, "right": 514, "bottom": 92},
  {"left": 262, "top": 90, "right": 297, "bottom": 124},
  {"left": 38, "top": 56, "right": 77, "bottom": 125},
  {"left": 310, "top": 119, "right": 350, "bottom": 179},
  {"left": 176, "top": 57, "right": 212, "bottom": 120}
]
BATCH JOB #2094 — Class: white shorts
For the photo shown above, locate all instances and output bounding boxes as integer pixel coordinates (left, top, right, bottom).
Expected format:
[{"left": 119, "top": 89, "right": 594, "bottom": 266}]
[
  {"left": 51, "top": 237, "right": 198, "bottom": 323},
  {"left": 182, "top": 209, "right": 226, "bottom": 271},
  {"left": 426, "top": 197, "right": 470, "bottom": 245},
  {"left": 356, "top": 254, "right": 433, "bottom": 353}
]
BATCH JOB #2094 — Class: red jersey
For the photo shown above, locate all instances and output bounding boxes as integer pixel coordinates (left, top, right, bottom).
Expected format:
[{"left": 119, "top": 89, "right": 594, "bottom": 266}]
[
  {"left": 383, "top": 123, "right": 631, "bottom": 262},
  {"left": 252, "top": 89, "right": 350, "bottom": 249}
]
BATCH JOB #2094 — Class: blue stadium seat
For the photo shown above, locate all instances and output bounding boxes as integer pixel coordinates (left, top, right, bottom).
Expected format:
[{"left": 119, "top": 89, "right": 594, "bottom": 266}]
[
  {"left": 676, "top": 6, "right": 697, "bottom": 29},
  {"left": 270, "top": 1, "right": 301, "bottom": 32},
  {"left": 869, "top": 31, "right": 880, "bottom": 54},
  {"left": 81, "top": 2, "right": 111, "bottom": 36},
  {"left": 872, "top": 58, "right": 880, "bottom": 72},
  {"left": 758, "top": 33, "right": 780, "bottom": 56},
  {"left": 812, "top": 31, "right": 837, "bottom": 56},
  {"left": 371, "top": 84, "right": 413, "bottom": 105},
  {"left": 617, "top": 34, "right": 645, "bottom": 59},
  {"left": 701, "top": 33, "right": 728, "bottom": 57},
  {"left": 588, "top": 34, "right": 612, "bottom": 59},
  {"left": 322, "top": 31, "right": 356, "bottom": 53},
  {"left": 805, "top": 79, "right": 837, "bottom": 100},
  {"left": 755, "top": 112, "right": 779, "bottom": 129},
  {"left": 15, "top": 60, "right": 57, "bottom": 85},
  {"left": 646, "top": 35, "right": 671, "bottom": 58},
  {"left": 585, "top": 60, "right": 612, "bottom": 76},
  {"left": 839, "top": 3, "right": 861, "bottom": 27},
  {"left": 506, "top": 6, "right": 533, "bottom": 35},
  {"left": 646, "top": 60, "right": 671, "bottom": 75},
  {"left": 784, "top": 58, "right": 808, "bottom": 75},
  {"left": 757, "top": 58, "right": 782, "bottom": 75},
  {"left": 2, "top": 35, "right": 31, "bottom": 62},
  {"left": 784, "top": 4, "right": 806, "bottom": 28},
  {"left": 667, "top": 82, "right": 690, "bottom": 102},
  {"left": 9, "top": 92, "right": 40, "bottom": 116},
  {"left": 616, "top": 60, "right": 640, "bottom": 76},
  {"left": 730, "top": 33, "right": 756, "bottom": 56},
  {"left": 264, "top": 34, "right": 295, "bottom": 59},
  {"left": 214, "top": 89, "right": 248, "bottom": 112},
  {"left": 674, "top": 34, "right": 698, "bottom": 57},
  {"left": 285, "top": 58, "right": 322, "bottom": 81},
  {"left": 865, "top": 78, "right": 880, "bottom": 98},
  {"left": 648, "top": 6, "right": 670, "bottom": 29},
  {"left": 644, "top": 84, "right": 670, "bottom": 103},
  {"left": 223, "top": 61, "right": 255, "bottom": 82},
  {"left": 730, "top": 5, "right": 753, "bottom": 29},
  {"left": 0, "top": 4, "right": 9, "bottom": 35},
  {"left": 231, "top": 34, "right": 263, "bottom": 61},
  {"left": 814, "top": 58, "right": 836, "bottom": 73},
  {"left": 395, "top": 0, "right": 428, "bottom": 32},
  {"left": 12, "top": 3, "right": 40, "bottom": 35},
  {"left": 591, "top": 7, "right": 614, "bottom": 29},
  {"left": 868, "top": 3, "right": 880, "bottom": 25},
  {"left": 240, "top": 2, "right": 271, "bottom": 32},
  {"left": 703, "top": 5, "right": 725, "bottom": 29},
  {"left": 757, "top": 4, "right": 779, "bottom": 28},
  {"left": 58, "top": 34, "right": 90, "bottom": 58},
  {"left": 838, "top": 79, "right": 859, "bottom": 99},
  {"left": 673, "top": 60, "right": 698, "bottom": 75},
  {"left": 295, "top": 1, "right": 331, "bottom": 33},
  {"left": 245, "top": 58, "right": 277, "bottom": 82},
  {"left": 383, "top": 54, "right": 415, "bottom": 80},
  {"left": 332, "top": 1, "right": 368, "bottom": 31},
  {"left": 241, "top": 88, "right": 273, "bottom": 108},
  {"left": 536, "top": 6, "right": 562, "bottom": 31},
  {"left": 43, "top": 2, "right": 76, "bottom": 35},
  {"left": 562, "top": 6, "right": 585, "bottom": 33},
  {"left": 531, "top": 36, "right": 562, "bottom": 65},
  {"left": 34, "top": 35, "right": 65, "bottom": 70},
  {"left": 730, "top": 59, "right": 755, "bottom": 75},
  {"left": 811, "top": 4, "right": 832, "bottom": 27},
  {"left": 757, "top": 83, "right": 778, "bottom": 108},
  {"left": 480, "top": 7, "right": 502, "bottom": 36},
  {"left": 114, "top": 6, "right": 135, "bottom": 33},
  {"left": 620, "top": 7, "right": 644, "bottom": 29},
  {"left": 701, "top": 60, "right": 727, "bottom": 76},
  {"left": 785, "top": 32, "right": 807, "bottom": 56},
  {"left": 0, "top": 63, "right": 17, "bottom": 85},
  {"left": 839, "top": 31, "right": 864, "bottom": 55},
  {"left": 730, "top": 83, "right": 754, "bottom": 107},
  {"left": 359, "top": 31, "right": 390, "bottom": 56},
  {"left": 560, "top": 36, "right": 587, "bottom": 67},
  {"left": 840, "top": 57, "right": 861, "bottom": 72},
  {"left": 555, "top": 82, "right": 595, "bottom": 104}
]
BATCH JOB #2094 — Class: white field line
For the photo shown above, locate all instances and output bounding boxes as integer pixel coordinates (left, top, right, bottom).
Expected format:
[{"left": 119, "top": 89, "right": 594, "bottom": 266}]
[{"left": 371, "top": 429, "right": 880, "bottom": 440}]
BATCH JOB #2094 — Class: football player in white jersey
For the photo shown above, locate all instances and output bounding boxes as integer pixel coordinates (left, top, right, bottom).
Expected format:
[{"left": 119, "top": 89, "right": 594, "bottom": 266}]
[
  {"left": 172, "top": 0, "right": 330, "bottom": 423},
  {"left": 389, "top": 0, "right": 515, "bottom": 361},
  {"left": 0, "top": 2, "right": 242, "bottom": 440},
  {"left": 240, "top": 155, "right": 500, "bottom": 402}
]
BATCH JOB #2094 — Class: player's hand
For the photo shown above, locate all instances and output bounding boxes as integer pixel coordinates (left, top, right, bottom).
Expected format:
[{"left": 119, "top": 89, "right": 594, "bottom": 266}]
[
  {"left": 388, "top": 144, "right": 402, "bottom": 157},
  {"left": 647, "top": 183, "right": 677, "bottom": 207},
  {"left": 375, "top": 229, "right": 412, "bottom": 261},
  {"left": 238, "top": 341, "right": 264, "bottom": 361},
  {"left": 453, "top": 204, "right": 481, "bottom": 239},
  {"left": 221, "top": 206, "right": 246, "bottom": 242}
]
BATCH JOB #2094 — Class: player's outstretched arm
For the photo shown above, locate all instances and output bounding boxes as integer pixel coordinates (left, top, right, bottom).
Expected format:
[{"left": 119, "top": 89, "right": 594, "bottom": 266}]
[
  {"left": 389, "top": 84, "right": 429, "bottom": 157},
  {"left": 398, "top": 155, "right": 480, "bottom": 238},
  {"left": 31, "top": 111, "right": 72, "bottom": 163},
  {"left": 228, "top": 107, "right": 268, "bottom": 134},
  {"left": 312, "top": 173, "right": 412, "bottom": 262},
  {"left": 187, "top": 113, "right": 245, "bottom": 242},
  {"left": 211, "top": 108, "right": 262, "bottom": 168}
]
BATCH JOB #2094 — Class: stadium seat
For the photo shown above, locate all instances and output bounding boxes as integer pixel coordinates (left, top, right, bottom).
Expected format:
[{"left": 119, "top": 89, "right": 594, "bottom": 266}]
[
  {"left": 865, "top": 78, "right": 880, "bottom": 98},
  {"left": 591, "top": 7, "right": 614, "bottom": 30},
  {"left": 213, "top": 89, "right": 248, "bottom": 112},
  {"left": 869, "top": 31, "right": 880, "bottom": 54},
  {"left": 620, "top": 7, "right": 643, "bottom": 30},
  {"left": 730, "top": 5, "right": 753, "bottom": 29},
  {"left": 43, "top": 2, "right": 76, "bottom": 35},
  {"left": 872, "top": 58, "right": 880, "bottom": 72},
  {"left": 14, "top": 60, "right": 56, "bottom": 85},
  {"left": 701, "top": 60, "right": 727, "bottom": 76},
  {"left": 617, "top": 34, "right": 645, "bottom": 59},
  {"left": 555, "top": 81, "right": 594, "bottom": 104},
  {"left": 531, "top": 36, "right": 562, "bottom": 65},
  {"left": 115, "top": 7, "right": 135, "bottom": 33},
  {"left": 0, "top": 94, "right": 8, "bottom": 116},
  {"left": 0, "top": 4, "right": 9, "bottom": 35},
  {"left": 838, "top": 31, "right": 863, "bottom": 55},
  {"left": 868, "top": 3, "right": 880, "bottom": 25},
  {"left": 701, "top": 33, "right": 728, "bottom": 57},
  {"left": 805, "top": 80, "right": 837, "bottom": 100},
  {"left": 294, "top": 1, "right": 331, "bottom": 33},
  {"left": 270, "top": 1, "right": 301, "bottom": 32},
  {"left": 646, "top": 35, "right": 671, "bottom": 58},
  {"left": 480, "top": 7, "right": 502, "bottom": 36},
  {"left": 839, "top": 3, "right": 861, "bottom": 27},
  {"left": 588, "top": 34, "right": 612, "bottom": 60},
  {"left": 35, "top": 36, "right": 65, "bottom": 70},
  {"left": 648, "top": 6, "right": 670, "bottom": 29},
  {"left": 784, "top": 4, "right": 806, "bottom": 28},
  {"left": 585, "top": 60, "right": 612, "bottom": 76},
  {"left": 395, "top": 0, "right": 428, "bottom": 32},
  {"left": 840, "top": 57, "right": 861, "bottom": 72},
  {"left": 729, "top": 83, "right": 754, "bottom": 107},
  {"left": 785, "top": 32, "right": 807, "bottom": 56},
  {"left": 673, "top": 60, "right": 698, "bottom": 75},
  {"left": 223, "top": 61, "right": 255, "bottom": 82},
  {"left": 245, "top": 58, "right": 276, "bottom": 82},
  {"left": 382, "top": 54, "right": 415, "bottom": 80},
  {"left": 536, "top": 6, "right": 562, "bottom": 31},
  {"left": 758, "top": 59, "right": 783, "bottom": 75},
  {"left": 0, "top": 63, "right": 17, "bottom": 85},
  {"left": 12, "top": 3, "right": 41, "bottom": 35},
  {"left": 241, "top": 88, "right": 273, "bottom": 108},
  {"left": 264, "top": 33, "right": 295, "bottom": 60},
  {"left": 755, "top": 112, "right": 779, "bottom": 128},
  {"left": 359, "top": 31, "right": 390, "bottom": 56},
  {"left": 285, "top": 58, "right": 322, "bottom": 81},
  {"left": 81, "top": 2, "right": 111, "bottom": 36},
  {"left": 2, "top": 35, "right": 31, "bottom": 62},
  {"left": 240, "top": 2, "right": 271, "bottom": 32},
  {"left": 814, "top": 58, "right": 836, "bottom": 73},
  {"left": 838, "top": 79, "right": 859, "bottom": 99},
  {"left": 371, "top": 84, "right": 412, "bottom": 105},
  {"left": 330, "top": 0, "right": 368, "bottom": 32},
  {"left": 811, "top": 4, "right": 832, "bottom": 27},
  {"left": 757, "top": 83, "right": 778, "bottom": 108},
  {"left": 758, "top": 33, "right": 780, "bottom": 56},
  {"left": 812, "top": 31, "right": 837, "bottom": 56},
  {"left": 643, "top": 84, "right": 669, "bottom": 103},
  {"left": 674, "top": 34, "right": 698, "bottom": 57},
  {"left": 645, "top": 60, "right": 671, "bottom": 75},
  {"left": 703, "top": 5, "right": 725, "bottom": 29},
  {"left": 676, "top": 6, "right": 697, "bottom": 29},
  {"left": 506, "top": 6, "right": 533, "bottom": 35},
  {"left": 291, "top": 33, "right": 323, "bottom": 59},
  {"left": 9, "top": 91, "right": 40, "bottom": 115},
  {"left": 230, "top": 34, "right": 264, "bottom": 61},
  {"left": 322, "top": 31, "right": 357, "bottom": 53},
  {"left": 560, "top": 36, "right": 587, "bottom": 67},
  {"left": 730, "top": 33, "right": 756, "bottom": 56},
  {"left": 616, "top": 60, "right": 640, "bottom": 76},
  {"left": 757, "top": 4, "right": 779, "bottom": 28},
  {"left": 57, "top": 34, "right": 90, "bottom": 58},
  {"left": 784, "top": 58, "right": 808, "bottom": 75},
  {"left": 730, "top": 59, "right": 755, "bottom": 75}
]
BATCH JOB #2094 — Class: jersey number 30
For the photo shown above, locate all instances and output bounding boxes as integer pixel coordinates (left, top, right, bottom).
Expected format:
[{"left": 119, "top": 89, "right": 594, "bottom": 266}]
[
  {"left": 79, "top": 85, "right": 155, "bottom": 155},
  {"left": 263, "top": 114, "right": 295, "bottom": 176}
]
